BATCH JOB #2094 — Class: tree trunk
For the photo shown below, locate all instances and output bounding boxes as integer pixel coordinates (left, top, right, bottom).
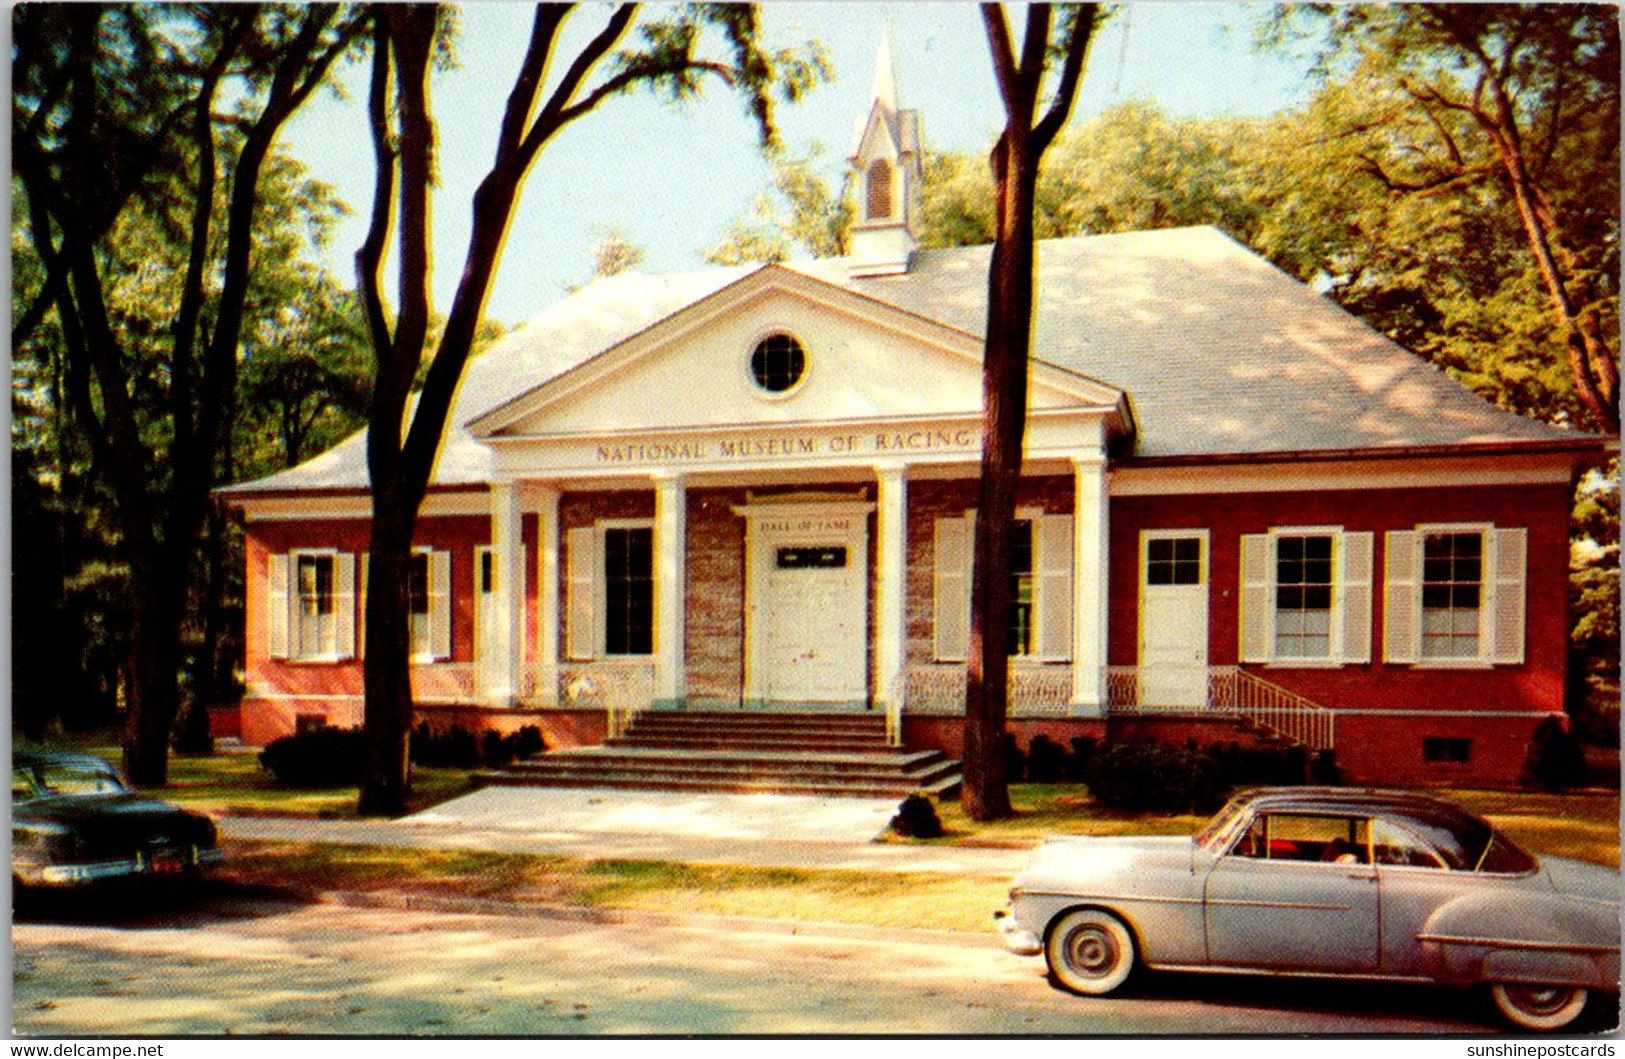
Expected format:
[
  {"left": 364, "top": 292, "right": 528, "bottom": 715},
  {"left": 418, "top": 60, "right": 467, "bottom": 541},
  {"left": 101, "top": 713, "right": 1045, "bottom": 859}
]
[
  {"left": 963, "top": 131, "right": 1038, "bottom": 822},
  {"left": 122, "top": 553, "right": 184, "bottom": 785},
  {"left": 357, "top": 482, "right": 419, "bottom": 817}
]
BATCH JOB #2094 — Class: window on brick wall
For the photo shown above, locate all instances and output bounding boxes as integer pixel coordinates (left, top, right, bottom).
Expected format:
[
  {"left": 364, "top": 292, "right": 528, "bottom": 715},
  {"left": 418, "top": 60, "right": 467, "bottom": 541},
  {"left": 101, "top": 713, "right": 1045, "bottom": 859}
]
[
  {"left": 1239, "top": 528, "right": 1373, "bottom": 666},
  {"left": 566, "top": 521, "right": 656, "bottom": 660},
  {"left": 1423, "top": 736, "right": 1472, "bottom": 764},
  {"left": 1384, "top": 525, "right": 1526, "bottom": 666},
  {"left": 267, "top": 550, "right": 355, "bottom": 662},
  {"left": 933, "top": 512, "right": 1073, "bottom": 663}
]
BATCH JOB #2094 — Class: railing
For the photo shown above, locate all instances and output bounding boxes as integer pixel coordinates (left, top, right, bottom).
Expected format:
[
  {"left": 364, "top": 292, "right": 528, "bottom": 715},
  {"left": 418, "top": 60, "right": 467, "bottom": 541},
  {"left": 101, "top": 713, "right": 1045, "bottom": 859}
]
[
  {"left": 904, "top": 664, "right": 1075, "bottom": 717},
  {"left": 1211, "top": 666, "right": 1335, "bottom": 752},
  {"left": 410, "top": 663, "right": 479, "bottom": 703},
  {"left": 1105, "top": 664, "right": 1335, "bottom": 751},
  {"left": 559, "top": 662, "right": 658, "bottom": 738}
]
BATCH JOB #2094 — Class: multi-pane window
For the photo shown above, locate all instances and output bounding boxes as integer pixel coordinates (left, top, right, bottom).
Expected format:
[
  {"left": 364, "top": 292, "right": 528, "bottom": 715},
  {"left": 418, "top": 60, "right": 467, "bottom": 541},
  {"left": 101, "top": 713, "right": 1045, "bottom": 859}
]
[
  {"left": 1008, "top": 520, "right": 1034, "bottom": 657},
  {"left": 408, "top": 552, "right": 432, "bottom": 658},
  {"left": 1421, "top": 532, "right": 1482, "bottom": 659},
  {"left": 749, "top": 334, "right": 806, "bottom": 393},
  {"left": 296, "top": 554, "right": 336, "bottom": 657},
  {"left": 604, "top": 527, "right": 654, "bottom": 655},
  {"left": 1147, "top": 537, "right": 1202, "bottom": 585},
  {"left": 1275, "top": 535, "right": 1334, "bottom": 658}
]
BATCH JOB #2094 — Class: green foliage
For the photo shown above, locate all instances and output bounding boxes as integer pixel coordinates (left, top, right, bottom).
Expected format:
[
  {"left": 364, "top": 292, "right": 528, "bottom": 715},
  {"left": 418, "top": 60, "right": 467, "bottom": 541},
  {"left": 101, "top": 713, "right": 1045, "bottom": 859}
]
[
  {"left": 408, "top": 723, "right": 545, "bottom": 770},
  {"left": 1522, "top": 718, "right": 1590, "bottom": 793},
  {"left": 1025, "top": 734, "right": 1069, "bottom": 783},
  {"left": 259, "top": 727, "right": 370, "bottom": 788},
  {"left": 1569, "top": 463, "right": 1620, "bottom": 745},
  {"left": 703, "top": 145, "right": 852, "bottom": 264},
  {"left": 1082, "top": 741, "right": 1227, "bottom": 814},
  {"left": 889, "top": 793, "right": 944, "bottom": 839}
]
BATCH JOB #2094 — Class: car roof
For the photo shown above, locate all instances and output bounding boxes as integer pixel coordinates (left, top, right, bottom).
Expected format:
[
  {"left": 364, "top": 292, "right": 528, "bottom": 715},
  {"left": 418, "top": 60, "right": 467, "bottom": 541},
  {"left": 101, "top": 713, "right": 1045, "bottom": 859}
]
[
  {"left": 13, "top": 748, "right": 119, "bottom": 771},
  {"left": 1227, "top": 786, "right": 1480, "bottom": 820}
]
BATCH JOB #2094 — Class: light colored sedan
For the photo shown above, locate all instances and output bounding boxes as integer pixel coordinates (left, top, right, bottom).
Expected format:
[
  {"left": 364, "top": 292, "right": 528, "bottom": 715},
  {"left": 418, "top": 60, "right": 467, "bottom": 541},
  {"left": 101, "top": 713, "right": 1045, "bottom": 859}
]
[{"left": 996, "top": 787, "right": 1619, "bottom": 1032}]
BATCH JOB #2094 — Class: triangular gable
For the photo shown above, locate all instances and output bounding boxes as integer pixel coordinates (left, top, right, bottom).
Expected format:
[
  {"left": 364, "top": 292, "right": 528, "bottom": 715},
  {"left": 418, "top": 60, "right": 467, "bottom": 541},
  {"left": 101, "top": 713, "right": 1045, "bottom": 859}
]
[{"left": 467, "top": 264, "right": 1124, "bottom": 441}]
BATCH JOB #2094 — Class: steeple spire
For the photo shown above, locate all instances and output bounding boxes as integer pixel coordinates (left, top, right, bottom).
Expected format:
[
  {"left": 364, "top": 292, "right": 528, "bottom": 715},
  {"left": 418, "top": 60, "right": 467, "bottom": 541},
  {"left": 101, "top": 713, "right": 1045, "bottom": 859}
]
[
  {"left": 846, "top": 27, "right": 923, "bottom": 277},
  {"left": 872, "top": 23, "right": 900, "bottom": 112}
]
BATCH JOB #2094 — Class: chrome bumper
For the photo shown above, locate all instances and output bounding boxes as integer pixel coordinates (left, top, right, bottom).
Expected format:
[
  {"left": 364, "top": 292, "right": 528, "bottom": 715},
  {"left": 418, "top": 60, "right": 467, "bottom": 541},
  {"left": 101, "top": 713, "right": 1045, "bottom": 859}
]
[
  {"left": 995, "top": 908, "right": 1042, "bottom": 956},
  {"left": 31, "top": 847, "right": 225, "bottom": 887}
]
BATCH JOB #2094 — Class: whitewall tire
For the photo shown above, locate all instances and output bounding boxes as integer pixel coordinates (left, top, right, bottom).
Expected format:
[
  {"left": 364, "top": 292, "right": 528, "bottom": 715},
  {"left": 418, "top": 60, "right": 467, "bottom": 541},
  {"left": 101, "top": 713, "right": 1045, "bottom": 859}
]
[
  {"left": 1045, "top": 908, "right": 1137, "bottom": 996},
  {"left": 1490, "top": 983, "right": 1589, "bottom": 1032}
]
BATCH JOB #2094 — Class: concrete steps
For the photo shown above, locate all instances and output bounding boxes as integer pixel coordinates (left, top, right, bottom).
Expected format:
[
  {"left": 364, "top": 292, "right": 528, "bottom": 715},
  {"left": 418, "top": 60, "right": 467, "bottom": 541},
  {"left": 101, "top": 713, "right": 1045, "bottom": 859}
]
[{"left": 477, "top": 710, "right": 962, "bottom": 799}]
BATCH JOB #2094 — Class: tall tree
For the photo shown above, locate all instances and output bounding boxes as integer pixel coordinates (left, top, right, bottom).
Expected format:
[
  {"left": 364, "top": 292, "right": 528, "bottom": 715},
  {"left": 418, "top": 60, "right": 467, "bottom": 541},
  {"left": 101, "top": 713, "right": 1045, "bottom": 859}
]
[
  {"left": 962, "top": 3, "right": 1101, "bottom": 822},
  {"left": 13, "top": 5, "right": 365, "bottom": 783},
  {"left": 703, "top": 145, "right": 853, "bottom": 264},
  {"left": 1278, "top": 4, "right": 1619, "bottom": 433},
  {"left": 355, "top": 4, "right": 826, "bottom": 815}
]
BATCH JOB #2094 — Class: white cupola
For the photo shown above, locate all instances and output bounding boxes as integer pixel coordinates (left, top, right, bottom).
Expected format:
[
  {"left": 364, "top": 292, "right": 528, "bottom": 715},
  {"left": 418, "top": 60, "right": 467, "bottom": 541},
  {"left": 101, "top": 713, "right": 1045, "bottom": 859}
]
[{"left": 846, "top": 26, "right": 922, "bottom": 277}]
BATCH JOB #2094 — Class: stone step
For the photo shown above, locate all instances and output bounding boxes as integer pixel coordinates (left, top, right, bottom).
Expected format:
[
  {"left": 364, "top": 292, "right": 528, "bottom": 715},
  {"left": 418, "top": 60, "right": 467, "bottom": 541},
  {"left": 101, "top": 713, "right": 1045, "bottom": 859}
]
[
  {"left": 503, "top": 745, "right": 949, "bottom": 775},
  {"left": 605, "top": 733, "right": 890, "bottom": 752},
  {"left": 475, "top": 769, "right": 962, "bottom": 800},
  {"left": 626, "top": 712, "right": 886, "bottom": 731}
]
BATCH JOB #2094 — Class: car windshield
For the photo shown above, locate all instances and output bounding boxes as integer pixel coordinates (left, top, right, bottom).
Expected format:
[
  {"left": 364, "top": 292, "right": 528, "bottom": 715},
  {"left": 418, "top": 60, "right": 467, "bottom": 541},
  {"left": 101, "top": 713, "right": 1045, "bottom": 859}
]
[
  {"left": 1195, "top": 799, "right": 1251, "bottom": 852},
  {"left": 17, "top": 759, "right": 129, "bottom": 798}
]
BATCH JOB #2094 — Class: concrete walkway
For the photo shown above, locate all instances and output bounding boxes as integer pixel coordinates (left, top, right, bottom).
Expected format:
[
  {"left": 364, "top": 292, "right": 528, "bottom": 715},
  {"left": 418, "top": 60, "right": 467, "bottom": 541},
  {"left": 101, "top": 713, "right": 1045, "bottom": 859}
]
[{"left": 218, "top": 786, "right": 1033, "bottom": 875}]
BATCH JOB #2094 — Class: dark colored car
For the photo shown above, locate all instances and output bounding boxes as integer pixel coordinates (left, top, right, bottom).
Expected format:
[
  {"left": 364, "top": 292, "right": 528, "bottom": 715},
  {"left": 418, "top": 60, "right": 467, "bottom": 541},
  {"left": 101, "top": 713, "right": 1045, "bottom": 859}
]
[{"left": 12, "top": 749, "right": 223, "bottom": 888}]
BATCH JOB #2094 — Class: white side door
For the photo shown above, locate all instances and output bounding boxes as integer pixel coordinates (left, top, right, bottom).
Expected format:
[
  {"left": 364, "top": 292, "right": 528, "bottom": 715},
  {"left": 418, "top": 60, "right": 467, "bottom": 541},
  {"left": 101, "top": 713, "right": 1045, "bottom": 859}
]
[{"left": 1139, "top": 530, "right": 1209, "bottom": 707}]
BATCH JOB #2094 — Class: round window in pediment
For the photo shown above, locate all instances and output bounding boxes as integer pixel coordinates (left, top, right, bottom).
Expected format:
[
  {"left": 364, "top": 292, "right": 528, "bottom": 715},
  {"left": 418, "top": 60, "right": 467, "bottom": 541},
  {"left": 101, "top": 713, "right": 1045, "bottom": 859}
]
[{"left": 749, "top": 333, "right": 807, "bottom": 394}]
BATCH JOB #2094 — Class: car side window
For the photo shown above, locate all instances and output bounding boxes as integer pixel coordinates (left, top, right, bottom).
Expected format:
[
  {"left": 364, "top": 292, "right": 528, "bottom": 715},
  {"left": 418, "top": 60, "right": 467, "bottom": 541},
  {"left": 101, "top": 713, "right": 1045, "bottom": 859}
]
[
  {"left": 1228, "top": 814, "right": 1370, "bottom": 863},
  {"left": 1371, "top": 819, "right": 1448, "bottom": 869},
  {"left": 12, "top": 768, "right": 39, "bottom": 801}
]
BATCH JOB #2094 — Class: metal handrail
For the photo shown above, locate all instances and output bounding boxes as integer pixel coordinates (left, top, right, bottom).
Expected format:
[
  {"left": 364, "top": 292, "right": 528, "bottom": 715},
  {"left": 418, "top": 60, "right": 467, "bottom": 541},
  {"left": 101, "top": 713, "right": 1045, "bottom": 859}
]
[{"left": 1103, "top": 664, "right": 1335, "bottom": 751}]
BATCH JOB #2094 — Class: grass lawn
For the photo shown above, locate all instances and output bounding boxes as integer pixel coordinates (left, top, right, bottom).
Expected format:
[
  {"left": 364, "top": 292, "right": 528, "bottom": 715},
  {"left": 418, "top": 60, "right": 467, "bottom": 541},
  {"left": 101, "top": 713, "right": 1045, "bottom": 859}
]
[
  {"left": 21, "top": 736, "right": 478, "bottom": 819},
  {"left": 221, "top": 840, "right": 1011, "bottom": 934}
]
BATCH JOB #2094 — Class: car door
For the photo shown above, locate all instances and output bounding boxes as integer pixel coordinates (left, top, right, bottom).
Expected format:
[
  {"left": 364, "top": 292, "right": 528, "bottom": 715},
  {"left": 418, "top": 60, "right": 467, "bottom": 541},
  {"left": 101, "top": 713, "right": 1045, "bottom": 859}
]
[{"left": 1203, "top": 812, "right": 1381, "bottom": 972}]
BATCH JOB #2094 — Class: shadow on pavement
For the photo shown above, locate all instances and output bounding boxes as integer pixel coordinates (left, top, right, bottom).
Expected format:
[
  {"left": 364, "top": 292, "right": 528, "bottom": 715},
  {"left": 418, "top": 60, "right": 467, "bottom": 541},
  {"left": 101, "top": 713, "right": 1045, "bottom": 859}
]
[
  {"left": 1089, "top": 967, "right": 1621, "bottom": 1035},
  {"left": 14, "top": 876, "right": 315, "bottom": 929}
]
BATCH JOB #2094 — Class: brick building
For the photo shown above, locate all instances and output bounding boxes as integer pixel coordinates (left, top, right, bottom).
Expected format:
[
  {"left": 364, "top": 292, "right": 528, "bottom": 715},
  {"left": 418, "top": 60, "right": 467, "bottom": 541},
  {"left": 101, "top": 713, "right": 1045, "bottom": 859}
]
[{"left": 219, "top": 55, "right": 1609, "bottom": 787}]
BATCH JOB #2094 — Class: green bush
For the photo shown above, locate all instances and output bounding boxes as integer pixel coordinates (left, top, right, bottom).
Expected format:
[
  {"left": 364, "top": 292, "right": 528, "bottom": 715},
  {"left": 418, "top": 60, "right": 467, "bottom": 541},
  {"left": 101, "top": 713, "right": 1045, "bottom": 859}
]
[
  {"left": 1066, "top": 736, "right": 1098, "bottom": 780},
  {"left": 1081, "top": 740, "right": 1227, "bottom": 813},
  {"left": 1002, "top": 731, "right": 1026, "bottom": 783},
  {"left": 1026, "top": 734, "right": 1069, "bottom": 782},
  {"left": 889, "top": 793, "right": 943, "bottom": 838},
  {"left": 411, "top": 723, "right": 546, "bottom": 769},
  {"left": 1522, "top": 717, "right": 1589, "bottom": 792},
  {"left": 259, "top": 727, "right": 368, "bottom": 787},
  {"left": 1206, "top": 742, "right": 1312, "bottom": 787}
]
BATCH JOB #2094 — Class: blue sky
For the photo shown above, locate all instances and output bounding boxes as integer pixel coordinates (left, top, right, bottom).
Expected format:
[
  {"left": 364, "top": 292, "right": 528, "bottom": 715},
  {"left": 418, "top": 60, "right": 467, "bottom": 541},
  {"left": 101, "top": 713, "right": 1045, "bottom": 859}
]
[{"left": 282, "top": 3, "right": 1316, "bottom": 329}]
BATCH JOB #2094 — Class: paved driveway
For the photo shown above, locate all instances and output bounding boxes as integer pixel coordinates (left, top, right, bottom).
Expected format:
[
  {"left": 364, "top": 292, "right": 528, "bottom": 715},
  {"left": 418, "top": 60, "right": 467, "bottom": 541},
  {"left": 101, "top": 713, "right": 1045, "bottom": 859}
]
[{"left": 14, "top": 888, "right": 1502, "bottom": 1036}]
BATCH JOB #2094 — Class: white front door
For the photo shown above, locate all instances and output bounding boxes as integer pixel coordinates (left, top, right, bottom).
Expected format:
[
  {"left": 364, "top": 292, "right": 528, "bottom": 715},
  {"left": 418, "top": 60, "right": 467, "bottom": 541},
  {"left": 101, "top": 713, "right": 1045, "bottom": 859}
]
[
  {"left": 1139, "top": 531, "right": 1209, "bottom": 707},
  {"left": 741, "top": 500, "right": 872, "bottom": 706}
]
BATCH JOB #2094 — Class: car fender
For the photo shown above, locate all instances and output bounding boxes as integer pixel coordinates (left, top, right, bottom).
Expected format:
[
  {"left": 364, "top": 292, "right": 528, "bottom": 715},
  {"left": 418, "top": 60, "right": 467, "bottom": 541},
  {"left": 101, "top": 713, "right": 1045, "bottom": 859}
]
[{"left": 1417, "top": 890, "right": 1620, "bottom": 988}]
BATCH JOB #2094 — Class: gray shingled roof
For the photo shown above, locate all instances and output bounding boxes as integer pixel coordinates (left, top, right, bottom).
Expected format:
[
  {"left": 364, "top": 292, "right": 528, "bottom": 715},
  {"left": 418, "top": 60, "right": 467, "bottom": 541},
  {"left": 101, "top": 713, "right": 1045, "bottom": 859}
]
[{"left": 222, "top": 225, "right": 1576, "bottom": 495}]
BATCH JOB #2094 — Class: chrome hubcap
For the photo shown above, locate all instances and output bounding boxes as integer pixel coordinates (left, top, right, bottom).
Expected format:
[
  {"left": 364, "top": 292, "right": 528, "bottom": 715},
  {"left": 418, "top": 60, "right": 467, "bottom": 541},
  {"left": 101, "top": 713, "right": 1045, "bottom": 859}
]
[
  {"left": 1510, "top": 986, "right": 1574, "bottom": 1016},
  {"left": 1067, "top": 927, "right": 1117, "bottom": 976}
]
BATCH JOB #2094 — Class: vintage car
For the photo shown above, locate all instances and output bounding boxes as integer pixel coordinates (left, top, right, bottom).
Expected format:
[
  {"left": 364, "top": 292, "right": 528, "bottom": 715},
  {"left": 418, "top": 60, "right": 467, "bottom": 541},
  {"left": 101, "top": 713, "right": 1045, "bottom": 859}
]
[
  {"left": 996, "top": 787, "right": 1619, "bottom": 1031},
  {"left": 12, "top": 749, "right": 224, "bottom": 889}
]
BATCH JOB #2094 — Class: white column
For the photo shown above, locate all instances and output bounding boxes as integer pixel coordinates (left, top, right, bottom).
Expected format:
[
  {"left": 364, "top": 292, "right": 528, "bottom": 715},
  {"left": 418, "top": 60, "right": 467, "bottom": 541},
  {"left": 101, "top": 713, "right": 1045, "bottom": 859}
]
[
  {"left": 1072, "top": 456, "right": 1109, "bottom": 715},
  {"left": 533, "top": 485, "right": 561, "bottom": 706},
  {"left": 488, "top": 479, "right": 524, "bottom": 707},
  {"left": 654, "top": 473, "right": 687, "bottom": 707},
  {"left": 875, "top": 465, "right": 908, "bottom": 729}
]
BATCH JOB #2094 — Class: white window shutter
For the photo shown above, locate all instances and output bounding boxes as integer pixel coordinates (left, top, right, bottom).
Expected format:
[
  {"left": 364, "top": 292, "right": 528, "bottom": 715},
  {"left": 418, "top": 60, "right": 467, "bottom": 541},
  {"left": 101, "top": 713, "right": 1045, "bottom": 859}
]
[
  {"left": 933, "top": 516, "right": 972, "bottom": 662},
  {"left": 357, "top": 553, "right": 368, "bottom": 659},
  {"left": 267, "top": 554, "right": 290, "bottom": 659},
  {"left": 566, "top": 526, "right": 598, "bottom": 661},
  {"left": 1239, "top": 534, "right": 1272, "bottom": 663},
  {"left": 334, "top": 553, "right": 357, "bottom": 660},
  {"left": 1035, "top": 515, "right": 1074, "bottom": 660},
  {"left": 1384, "top": 530, "right": 1421, "bottom": 664},
  {"left": 430, "top": 550, "right": 453, "bottom": 661},
  {"left": 1339, "top": 532, "right": 1373, "bottom": 665},
  {"left": 1489, "top": 527, "right": 1527, "bottom": 664}
]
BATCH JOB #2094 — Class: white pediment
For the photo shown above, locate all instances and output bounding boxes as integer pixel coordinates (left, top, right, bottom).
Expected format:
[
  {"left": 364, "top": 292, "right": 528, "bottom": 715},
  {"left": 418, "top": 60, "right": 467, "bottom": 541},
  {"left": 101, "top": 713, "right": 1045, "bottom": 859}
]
[{"left": 468, "top": 266, "right": 1122, "bottom": 441}]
